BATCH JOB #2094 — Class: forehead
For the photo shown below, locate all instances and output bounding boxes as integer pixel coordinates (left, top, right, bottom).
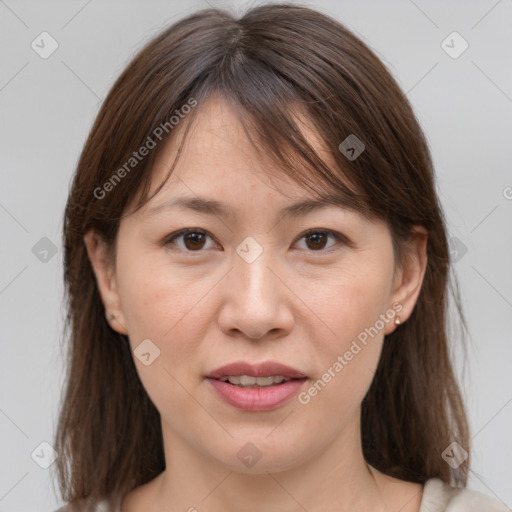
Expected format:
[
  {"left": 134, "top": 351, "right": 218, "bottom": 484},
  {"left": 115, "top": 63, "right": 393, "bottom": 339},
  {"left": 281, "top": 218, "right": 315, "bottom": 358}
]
[{"left": 142, "top": 94, "right": 347, "bottom": 205}]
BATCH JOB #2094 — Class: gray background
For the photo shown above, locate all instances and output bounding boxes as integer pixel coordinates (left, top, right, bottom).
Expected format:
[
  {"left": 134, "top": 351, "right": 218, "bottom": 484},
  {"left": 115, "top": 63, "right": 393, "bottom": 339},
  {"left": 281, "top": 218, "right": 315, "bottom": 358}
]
[{"left": 1, "top": 0, "right": 511, "bottom": 510}]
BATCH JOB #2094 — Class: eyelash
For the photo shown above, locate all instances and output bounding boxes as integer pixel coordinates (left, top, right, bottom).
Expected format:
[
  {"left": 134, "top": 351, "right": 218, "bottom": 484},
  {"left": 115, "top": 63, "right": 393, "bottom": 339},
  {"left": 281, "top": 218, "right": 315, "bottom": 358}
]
[{"left": 162, "top": 228, "right": 348, "bottom": 255}]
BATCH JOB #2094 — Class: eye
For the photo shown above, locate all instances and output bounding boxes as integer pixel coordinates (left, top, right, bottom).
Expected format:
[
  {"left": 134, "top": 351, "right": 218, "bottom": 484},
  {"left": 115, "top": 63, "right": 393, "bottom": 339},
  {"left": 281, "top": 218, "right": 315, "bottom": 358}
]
[
  {"left": 164, "top": 228, "right": 218, "bottom": 252},
  {"left": 294, "top": 229, "right": 345, "bottom": 252}
]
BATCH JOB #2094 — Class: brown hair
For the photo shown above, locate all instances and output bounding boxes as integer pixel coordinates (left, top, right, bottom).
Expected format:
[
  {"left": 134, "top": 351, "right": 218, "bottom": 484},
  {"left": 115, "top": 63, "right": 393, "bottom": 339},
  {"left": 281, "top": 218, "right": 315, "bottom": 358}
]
[{"left": 53, "top": 2, "right": 470, "bottom": 504}]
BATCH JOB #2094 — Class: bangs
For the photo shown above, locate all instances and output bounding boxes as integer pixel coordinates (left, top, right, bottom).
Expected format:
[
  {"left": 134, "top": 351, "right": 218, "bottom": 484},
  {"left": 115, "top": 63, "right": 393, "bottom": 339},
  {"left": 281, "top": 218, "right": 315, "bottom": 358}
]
[{"left": 128, "top": 81, "right": 381, "bottom": 225}]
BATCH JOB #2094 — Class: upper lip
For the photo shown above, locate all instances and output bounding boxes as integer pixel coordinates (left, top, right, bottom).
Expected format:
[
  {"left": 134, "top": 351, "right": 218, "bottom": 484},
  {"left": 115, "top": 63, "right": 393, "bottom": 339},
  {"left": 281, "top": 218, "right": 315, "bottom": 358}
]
[{"left": 207, "top": 361, "right": 307, "bottom": 379}]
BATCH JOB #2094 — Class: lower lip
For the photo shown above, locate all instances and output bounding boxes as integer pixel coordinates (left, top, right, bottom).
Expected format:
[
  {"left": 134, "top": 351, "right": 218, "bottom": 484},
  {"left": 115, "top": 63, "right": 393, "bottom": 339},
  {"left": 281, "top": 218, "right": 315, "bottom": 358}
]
[{"left": 206, "top": 378, "right": 307, "bottom": 411}]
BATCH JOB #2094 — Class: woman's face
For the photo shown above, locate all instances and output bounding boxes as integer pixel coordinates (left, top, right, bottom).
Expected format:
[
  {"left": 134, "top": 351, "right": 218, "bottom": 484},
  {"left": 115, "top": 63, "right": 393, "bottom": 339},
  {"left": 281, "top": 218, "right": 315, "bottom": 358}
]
[{"left": 86, "top": 95, "right": 426, "bottom": 474}]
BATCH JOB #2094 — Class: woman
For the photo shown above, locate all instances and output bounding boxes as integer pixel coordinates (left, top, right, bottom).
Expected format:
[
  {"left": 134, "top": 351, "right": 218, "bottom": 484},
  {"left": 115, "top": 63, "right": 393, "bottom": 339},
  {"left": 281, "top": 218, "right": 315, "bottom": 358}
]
[{"left": 52, "top": 4, "right": 510, "bottom": 511}]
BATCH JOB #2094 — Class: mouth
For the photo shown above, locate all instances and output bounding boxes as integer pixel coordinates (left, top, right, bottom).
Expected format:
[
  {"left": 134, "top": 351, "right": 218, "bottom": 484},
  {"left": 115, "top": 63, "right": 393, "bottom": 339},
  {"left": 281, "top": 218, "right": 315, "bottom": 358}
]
[
  {"left": 205, "top": 361, "right": 308, "bottom": 411},
  {"left": 217, "top": 375, "right": 301, "bottom": 388}
]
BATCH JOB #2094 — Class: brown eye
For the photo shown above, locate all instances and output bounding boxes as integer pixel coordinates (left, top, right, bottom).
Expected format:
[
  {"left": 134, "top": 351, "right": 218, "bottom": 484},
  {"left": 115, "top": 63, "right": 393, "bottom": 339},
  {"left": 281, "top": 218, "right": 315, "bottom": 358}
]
[
  {"left": 305, "top": 232, "right": 328, "bottom": 250},
  {"left": 182, "top": 232, "right": 207, "bottom": 250},
  {"left": 165, "top": 229, "right": 216, "bottom": 252},
  {"left": 295, "top": 229, "right": 344, "bottom": 252}
]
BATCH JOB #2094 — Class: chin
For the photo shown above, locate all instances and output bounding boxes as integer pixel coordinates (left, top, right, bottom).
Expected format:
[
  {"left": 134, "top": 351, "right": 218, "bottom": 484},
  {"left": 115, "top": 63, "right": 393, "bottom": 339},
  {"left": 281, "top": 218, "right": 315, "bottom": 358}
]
[{"left": 208, "top": 438, "right": 311, "bottom": 475}]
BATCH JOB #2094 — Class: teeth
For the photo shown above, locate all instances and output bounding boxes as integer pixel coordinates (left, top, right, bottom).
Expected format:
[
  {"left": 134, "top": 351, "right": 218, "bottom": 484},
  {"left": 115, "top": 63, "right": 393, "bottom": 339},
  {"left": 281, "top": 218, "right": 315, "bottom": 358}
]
[{"left": 219, "top": 375, "right": 292, "bottom": 387}]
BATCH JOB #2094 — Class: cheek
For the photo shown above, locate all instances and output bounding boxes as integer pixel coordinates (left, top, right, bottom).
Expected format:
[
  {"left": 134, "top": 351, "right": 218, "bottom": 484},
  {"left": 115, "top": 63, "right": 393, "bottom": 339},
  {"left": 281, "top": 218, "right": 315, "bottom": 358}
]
[
  {"left": 306, "top": 256, "right": 393, "bottom": 340},
  {"left": 113, "top": 248, "right": 215, "bottom": 417},
  {"left": 115, "top": 245, "right": 218, "bottom": 364},
  {"left": 299, "top": 257, "right": 393, "bottom": 399}
]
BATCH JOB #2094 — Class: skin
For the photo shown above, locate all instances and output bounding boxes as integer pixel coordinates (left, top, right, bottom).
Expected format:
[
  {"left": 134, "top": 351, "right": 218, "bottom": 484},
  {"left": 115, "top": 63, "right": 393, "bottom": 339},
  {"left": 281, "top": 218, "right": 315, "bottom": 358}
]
[{"left": 84, "top": 94, "right": 428, "bottom": 512}]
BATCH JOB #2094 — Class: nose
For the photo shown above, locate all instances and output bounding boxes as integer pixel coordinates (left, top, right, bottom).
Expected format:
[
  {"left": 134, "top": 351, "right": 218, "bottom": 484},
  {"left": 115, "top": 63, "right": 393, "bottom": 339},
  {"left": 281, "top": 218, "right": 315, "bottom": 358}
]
[{"left": 216, "top": 247, "right": 295, "bottom": 341}]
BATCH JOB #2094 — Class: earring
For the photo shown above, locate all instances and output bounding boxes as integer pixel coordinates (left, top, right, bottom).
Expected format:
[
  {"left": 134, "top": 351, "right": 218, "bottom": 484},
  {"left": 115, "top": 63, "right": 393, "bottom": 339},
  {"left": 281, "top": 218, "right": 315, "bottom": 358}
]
[
  {"left": 394, "top": 316, "right": 401, "bottom": 326},
  {"left": 107, "top": 312, "right": 116, "bottom": 320}
]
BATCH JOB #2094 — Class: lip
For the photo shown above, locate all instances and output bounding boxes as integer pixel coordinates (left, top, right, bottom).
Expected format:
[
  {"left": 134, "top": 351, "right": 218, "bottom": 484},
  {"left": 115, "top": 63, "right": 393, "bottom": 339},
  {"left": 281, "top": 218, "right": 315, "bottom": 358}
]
[
  {"left": 207, "top": 361, "right": 307, "bottom": 380},
  {"left": 207, "top": 378, "right": 307, "bottom": 411},
  {"left": 205, "top": 361, "right": 307, "bottom": 412}
]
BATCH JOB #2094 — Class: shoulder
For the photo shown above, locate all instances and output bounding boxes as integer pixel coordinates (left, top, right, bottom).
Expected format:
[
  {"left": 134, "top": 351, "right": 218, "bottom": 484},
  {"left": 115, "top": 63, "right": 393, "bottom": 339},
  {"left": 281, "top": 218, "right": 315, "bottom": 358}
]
[
  {"left": 53, "top": 497, "right": 122, "bottom": 512},
  {"left": 420, "top": 478, "right": 511, "bottom": 512}
]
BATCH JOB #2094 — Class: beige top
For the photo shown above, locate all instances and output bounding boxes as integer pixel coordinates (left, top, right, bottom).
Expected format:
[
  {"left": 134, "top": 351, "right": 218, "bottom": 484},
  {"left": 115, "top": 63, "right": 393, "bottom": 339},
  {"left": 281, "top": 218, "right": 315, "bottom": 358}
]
[{"left": 54, "top": 478, "right": 511, "bottom": 511}]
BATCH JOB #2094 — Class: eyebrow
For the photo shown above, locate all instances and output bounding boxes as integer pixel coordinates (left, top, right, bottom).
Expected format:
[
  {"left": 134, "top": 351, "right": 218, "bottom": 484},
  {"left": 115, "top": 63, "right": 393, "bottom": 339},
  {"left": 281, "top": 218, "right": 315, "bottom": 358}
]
[{"left": 145, "top": 195, "right": 357, "bottom": 220}]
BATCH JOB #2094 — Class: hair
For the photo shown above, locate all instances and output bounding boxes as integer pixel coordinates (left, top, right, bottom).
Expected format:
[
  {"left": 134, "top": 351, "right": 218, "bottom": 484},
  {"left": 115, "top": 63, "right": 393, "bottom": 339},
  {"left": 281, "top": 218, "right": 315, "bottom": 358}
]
[{"left": 53, "top": 2, "right": 471, "bottom": 505}]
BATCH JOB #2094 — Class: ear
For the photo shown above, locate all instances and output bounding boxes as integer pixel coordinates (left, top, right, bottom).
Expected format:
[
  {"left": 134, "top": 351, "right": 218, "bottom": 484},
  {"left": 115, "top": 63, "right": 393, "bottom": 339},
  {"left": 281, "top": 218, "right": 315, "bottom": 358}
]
[
  {"left": 384, "top": 225, "right": 428, "bottom": 335},
  {"left": 83, "top": 229, "right": 128, "bottom": 335}
]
